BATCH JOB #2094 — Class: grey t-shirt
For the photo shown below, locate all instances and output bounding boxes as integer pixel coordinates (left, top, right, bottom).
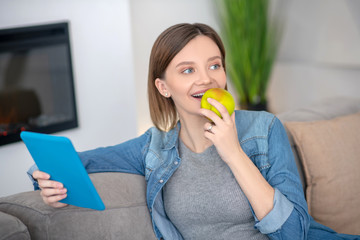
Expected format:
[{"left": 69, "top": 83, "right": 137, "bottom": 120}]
[{"left": 163, "top": 139, "right": 268, "bottom": 240}]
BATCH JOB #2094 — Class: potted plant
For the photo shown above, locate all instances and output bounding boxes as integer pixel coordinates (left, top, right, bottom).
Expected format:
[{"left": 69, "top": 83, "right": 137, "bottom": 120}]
[{"left": 217, "top": 0, "right": 282, "bottom": 111}]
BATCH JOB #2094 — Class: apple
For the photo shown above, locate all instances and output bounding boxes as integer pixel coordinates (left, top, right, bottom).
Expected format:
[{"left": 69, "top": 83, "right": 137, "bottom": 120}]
[{"left": 201, "top": 88, "right": 235, "bottom": 118}]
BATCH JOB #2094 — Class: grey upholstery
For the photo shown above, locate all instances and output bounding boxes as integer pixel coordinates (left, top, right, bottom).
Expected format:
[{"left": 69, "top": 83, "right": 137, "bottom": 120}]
[
  {"left": 0, "top": 211, "right": 30, "bottom": 240},
  {"left": 0, "top": 172, "right": 156, "bottom": 240}
]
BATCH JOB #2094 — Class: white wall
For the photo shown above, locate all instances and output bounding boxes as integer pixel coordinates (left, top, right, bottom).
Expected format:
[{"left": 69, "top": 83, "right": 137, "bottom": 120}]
[
  {"left": 0, "top": 0, "right": 137, "bottom": 197},
  {"left": 268, "top": 0, "right": 360, "bottom": 113}
]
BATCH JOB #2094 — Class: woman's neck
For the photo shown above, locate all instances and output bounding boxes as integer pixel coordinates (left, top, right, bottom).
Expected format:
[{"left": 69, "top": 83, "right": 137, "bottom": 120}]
[{"left": 179, "top": 114, "right": 213, "bottom": 153}]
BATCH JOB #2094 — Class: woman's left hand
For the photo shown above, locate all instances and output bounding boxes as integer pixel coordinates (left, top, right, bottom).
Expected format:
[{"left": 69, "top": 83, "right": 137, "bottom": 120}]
[{"left": 199, "top": 97, "right": 243, "bottom": 164}]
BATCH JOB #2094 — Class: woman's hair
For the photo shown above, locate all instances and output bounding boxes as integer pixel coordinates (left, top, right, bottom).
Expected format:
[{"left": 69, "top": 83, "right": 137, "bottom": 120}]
[{"left": 148, "top": 23, "right": 226, "bottom": 131}]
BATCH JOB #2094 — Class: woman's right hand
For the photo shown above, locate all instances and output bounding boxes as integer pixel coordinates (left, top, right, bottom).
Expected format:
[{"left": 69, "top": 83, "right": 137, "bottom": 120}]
[{"left": 32, "top": 170, "right": 68, "bottom": 208}]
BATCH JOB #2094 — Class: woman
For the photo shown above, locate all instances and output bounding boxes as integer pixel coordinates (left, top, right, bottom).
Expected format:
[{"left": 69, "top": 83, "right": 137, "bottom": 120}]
[{"left": 29, "top": 23, "right": 359, "bottom": 240}]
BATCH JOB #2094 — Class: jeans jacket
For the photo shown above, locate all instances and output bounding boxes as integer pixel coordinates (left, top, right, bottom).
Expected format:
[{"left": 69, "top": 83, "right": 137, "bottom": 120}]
[{"left": 28, "top": 110, "right": 311, "bottom": 240}]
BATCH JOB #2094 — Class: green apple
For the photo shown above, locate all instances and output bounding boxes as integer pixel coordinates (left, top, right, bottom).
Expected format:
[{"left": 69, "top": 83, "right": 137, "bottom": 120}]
[{"left": 201, "top": 88, "right": 235, "bottom": 118}]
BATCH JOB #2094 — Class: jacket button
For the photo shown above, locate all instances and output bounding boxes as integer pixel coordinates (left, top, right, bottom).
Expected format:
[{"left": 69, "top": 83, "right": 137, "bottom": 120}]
[
  {"left": 174, "top": 161, "right": 178, "bottom": 165},
  {"left": 159, "top": 179, "right": 164, "bottom": 183}
]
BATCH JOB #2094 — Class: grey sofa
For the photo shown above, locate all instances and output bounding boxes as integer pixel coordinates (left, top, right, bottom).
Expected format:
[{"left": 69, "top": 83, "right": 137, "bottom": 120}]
[
  {"left": 1, "top": 97, "right": 360, "bottom": 240},
  {"left": 0, "top": 173, "right": 157, "bottom": 240}
]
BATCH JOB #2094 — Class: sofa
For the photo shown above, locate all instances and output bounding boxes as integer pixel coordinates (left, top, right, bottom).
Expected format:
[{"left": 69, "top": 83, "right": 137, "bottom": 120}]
[{"left": 1, "top": 97, "right": 360, "bottom": 240}]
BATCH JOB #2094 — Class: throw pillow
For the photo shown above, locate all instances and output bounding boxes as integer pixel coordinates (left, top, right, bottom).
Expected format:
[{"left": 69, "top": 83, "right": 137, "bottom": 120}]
[{"left": 285, "top": 112, "right": 360, "bottom": 235}]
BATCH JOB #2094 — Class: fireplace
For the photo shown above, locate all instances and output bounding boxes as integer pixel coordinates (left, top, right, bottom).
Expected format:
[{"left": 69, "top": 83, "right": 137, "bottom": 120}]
[{"left": 0, "top": 22, "right": 78, "bottom": 146}]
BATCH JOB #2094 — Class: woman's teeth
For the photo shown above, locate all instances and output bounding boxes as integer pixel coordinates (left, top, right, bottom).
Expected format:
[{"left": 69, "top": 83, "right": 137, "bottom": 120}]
[{"left": 192, "top": 93, "right": 204, "bottom": 98}]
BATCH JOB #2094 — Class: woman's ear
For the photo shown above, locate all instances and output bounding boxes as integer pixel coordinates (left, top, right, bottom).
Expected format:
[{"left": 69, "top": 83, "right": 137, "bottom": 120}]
[{"left": 155, "top": 78, "right": 170, "bottom": 97}]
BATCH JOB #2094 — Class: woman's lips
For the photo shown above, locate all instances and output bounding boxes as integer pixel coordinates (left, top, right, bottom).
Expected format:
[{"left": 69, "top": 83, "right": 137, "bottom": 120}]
[{"left": 191, "top": 88, "right": 210, "bottom": 100}]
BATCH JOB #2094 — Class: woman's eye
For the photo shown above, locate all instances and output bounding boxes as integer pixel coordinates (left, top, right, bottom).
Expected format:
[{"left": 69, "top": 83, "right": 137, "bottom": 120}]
[
  {"left": 210, "top": 64, "right": 221, "bottom": 70},
  {"left": 182, "top": 68, "right": 194, "bottom": 74}
]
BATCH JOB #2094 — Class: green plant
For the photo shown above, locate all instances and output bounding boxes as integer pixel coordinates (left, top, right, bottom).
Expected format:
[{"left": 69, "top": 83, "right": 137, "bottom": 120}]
[{"left": 217, "top": 0, "right": 282, "bottom": 110}]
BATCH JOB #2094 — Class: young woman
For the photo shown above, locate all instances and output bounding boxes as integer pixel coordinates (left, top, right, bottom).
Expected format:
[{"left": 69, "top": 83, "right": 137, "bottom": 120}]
[{"left": 29, "top": 23, "right": 359, "bottom": 240}]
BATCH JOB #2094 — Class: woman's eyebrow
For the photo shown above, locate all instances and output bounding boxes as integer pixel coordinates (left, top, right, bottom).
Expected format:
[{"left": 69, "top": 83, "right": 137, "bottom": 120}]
[
  {"left": 175, "top": 56, "right": 222, "bottom": 68},
  {"left": 175, "top": 61, "right": 194, "bottom": 68},
  {"left": 208, "top": 56, "right": 221, "bottom": 62}
]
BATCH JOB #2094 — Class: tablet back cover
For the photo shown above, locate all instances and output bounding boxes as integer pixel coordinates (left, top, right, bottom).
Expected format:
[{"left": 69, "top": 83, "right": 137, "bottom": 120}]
[{"left": 21, "top": 131, "right": 105, "bottom": 211}]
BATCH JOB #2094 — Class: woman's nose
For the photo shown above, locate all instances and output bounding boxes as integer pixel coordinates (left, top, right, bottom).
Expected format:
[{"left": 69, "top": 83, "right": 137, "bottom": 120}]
[{"left": 196, "top": 69, "right": 212, "bottom": 85}]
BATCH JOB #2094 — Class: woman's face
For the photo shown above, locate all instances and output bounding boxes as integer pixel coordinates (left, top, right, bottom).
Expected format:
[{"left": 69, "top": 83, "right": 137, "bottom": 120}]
[{"left": 155, "top": 35, "right": 226, "bottom": 119}]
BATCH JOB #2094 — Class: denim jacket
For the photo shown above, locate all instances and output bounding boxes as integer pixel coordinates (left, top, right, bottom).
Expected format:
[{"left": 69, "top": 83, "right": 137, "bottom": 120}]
[{"left": 28, "top": 110, "right": 311, "bottom": 240}]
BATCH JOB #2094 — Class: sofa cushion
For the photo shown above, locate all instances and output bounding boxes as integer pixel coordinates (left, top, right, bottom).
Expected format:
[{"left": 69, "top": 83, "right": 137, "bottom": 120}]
[
  {"left": 277, "top": 97, "right": 360, "bottom": 191},
  {"left": 0, "top": 211, "right": 30, "bottom": 240},
  {"left": 285, "top": 112, "right": 360, "bottom": 235},
  {"left": 0, "top": 172, "right": 156, "bottom": 240}
]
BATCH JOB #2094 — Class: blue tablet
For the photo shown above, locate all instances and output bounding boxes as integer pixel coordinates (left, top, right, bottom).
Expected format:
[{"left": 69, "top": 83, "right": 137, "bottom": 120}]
[{"left": 21, "top": 131, "right": 105, "bottom": 211}]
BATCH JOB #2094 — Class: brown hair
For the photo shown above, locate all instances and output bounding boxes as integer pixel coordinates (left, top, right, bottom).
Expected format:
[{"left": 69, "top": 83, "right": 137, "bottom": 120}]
[{"left": 148, "top": 23, "right": 226, "bottom": 131}]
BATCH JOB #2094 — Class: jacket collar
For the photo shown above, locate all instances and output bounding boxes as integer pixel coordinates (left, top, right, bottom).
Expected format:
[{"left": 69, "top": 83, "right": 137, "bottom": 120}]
[{"left": 162, "top": 121, "right": 181, "bottom": 150}]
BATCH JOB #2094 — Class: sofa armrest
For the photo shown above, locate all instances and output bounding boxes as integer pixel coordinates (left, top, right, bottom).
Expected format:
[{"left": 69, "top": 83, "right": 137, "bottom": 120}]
[
  {"left": 0, "top": 211, "right": 30, "bottom": 240},
  {"left": 0, "top": 172, "right": 156, "bottom": 240}
]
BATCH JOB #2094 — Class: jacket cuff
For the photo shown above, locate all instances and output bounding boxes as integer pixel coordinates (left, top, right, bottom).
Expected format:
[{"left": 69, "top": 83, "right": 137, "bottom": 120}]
[
  {"left": 254, "top": 188, "right": 294, "bottom": 234},
  {"left": 27, "top": 164, "right": 40, "bottom": 190}
]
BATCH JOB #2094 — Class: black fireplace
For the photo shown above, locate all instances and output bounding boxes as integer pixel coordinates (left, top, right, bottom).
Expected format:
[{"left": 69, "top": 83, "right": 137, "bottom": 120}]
[{"left": 0, "top": 22, "right": 78, "bottom": 146}]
